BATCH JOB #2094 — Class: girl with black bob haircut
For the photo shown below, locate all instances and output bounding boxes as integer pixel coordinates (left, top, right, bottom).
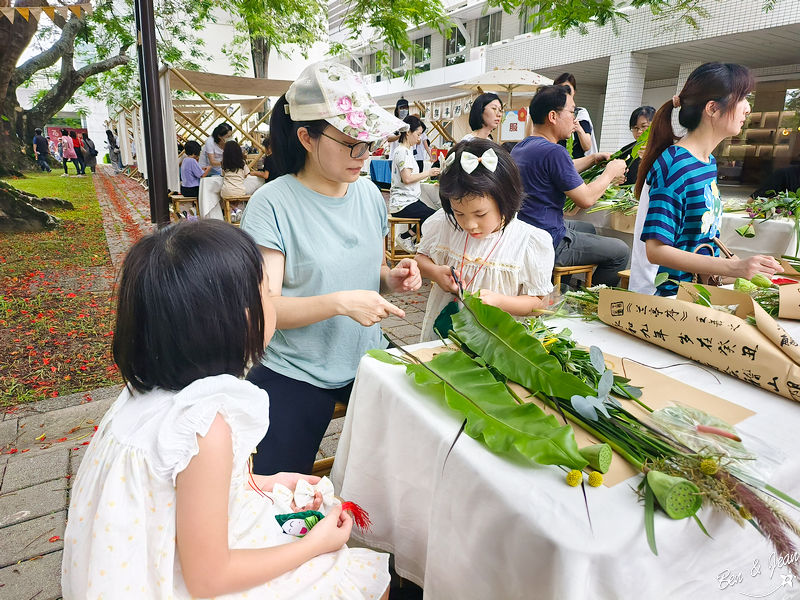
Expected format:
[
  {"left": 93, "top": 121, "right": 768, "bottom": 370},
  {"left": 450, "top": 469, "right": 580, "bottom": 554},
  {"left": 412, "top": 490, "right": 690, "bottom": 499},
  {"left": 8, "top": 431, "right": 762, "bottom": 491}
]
[
  {"left": 113, "top": 220, "right": 266, "bottom": 392},
  {"left": 221, "top": 139, "right": 246, "bottom": 172},
  {"left": 65, "top": 219, "right": 392, "bottom": 599},
  {"left": 415, "top": 138, "right": 555, "bottom": 341},
  {"left": 631, "top": 62, "right": 780, "bottom": 296}
]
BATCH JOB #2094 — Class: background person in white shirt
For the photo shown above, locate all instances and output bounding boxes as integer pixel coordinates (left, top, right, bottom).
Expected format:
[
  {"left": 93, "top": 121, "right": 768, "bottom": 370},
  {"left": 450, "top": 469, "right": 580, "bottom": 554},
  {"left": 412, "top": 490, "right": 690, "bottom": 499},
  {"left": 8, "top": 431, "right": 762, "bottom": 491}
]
[{"left": 390, "top": 115, "right": 441, "bottom": 252}]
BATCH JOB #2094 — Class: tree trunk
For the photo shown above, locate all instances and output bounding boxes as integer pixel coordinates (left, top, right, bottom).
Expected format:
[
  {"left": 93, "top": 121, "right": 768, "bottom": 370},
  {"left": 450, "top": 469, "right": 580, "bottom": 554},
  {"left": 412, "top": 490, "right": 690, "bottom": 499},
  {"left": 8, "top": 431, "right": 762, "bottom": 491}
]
[
  {"left": 250, "top": 35, "right": 270, "bottom": 80},
  {"left": 0, "top": 180, "right": 63, "bottom": 232},
  {"left": 0, "top": 0, "right": 129, "bottom": 173}
]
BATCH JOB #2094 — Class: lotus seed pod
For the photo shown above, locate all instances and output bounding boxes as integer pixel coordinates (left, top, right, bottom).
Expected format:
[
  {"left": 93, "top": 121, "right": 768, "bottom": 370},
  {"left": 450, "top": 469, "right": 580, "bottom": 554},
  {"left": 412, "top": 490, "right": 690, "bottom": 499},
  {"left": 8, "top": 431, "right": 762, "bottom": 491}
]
[
  {"left": 700, "top": 459, "right": 718, "bottom": 475},
  {"left": 566, "top": 469, "right": 582, "bottom": 487},
  {"left": 646, "top": 470, "right": 702, "bottom": 519},
  {"left": 588, "top": 471, "right": 603, "bottom": 487},
  {"left": 579, "top": 444, "right": 613, "bottom": 474}
]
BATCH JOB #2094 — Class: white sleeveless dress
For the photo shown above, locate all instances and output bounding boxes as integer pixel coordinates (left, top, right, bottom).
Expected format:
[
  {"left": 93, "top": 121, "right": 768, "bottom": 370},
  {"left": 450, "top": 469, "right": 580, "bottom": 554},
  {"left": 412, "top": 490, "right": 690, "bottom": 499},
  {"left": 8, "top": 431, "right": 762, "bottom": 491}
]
[{"left": 62, "top": 374, "right": 390, "bottom": 599}]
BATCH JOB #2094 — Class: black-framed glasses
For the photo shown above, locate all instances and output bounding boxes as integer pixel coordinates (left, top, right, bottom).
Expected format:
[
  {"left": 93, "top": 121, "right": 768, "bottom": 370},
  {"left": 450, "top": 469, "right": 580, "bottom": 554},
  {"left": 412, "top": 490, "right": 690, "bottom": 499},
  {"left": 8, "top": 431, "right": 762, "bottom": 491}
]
[
  {"left": 631, "top": 123, "right": 650, "bottom": 133},
  {"left": 320, "top": 131, "right": 375, "bottom": 158},
  {"left": 559, "top": 108, "right": 579, "bottom": 117}
]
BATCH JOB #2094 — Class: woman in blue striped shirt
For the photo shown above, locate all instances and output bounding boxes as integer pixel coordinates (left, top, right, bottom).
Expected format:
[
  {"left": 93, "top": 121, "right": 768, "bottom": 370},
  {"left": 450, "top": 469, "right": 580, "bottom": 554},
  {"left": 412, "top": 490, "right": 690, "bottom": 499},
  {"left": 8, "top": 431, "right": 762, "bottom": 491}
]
[{"left": 630, "top": 62, "right": 780, "bottom": 296}]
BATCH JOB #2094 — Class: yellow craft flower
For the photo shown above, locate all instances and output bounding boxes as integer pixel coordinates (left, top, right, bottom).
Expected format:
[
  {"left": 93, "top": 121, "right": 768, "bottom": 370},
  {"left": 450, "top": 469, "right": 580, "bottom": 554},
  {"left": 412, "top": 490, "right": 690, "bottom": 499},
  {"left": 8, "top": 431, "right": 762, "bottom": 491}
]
[
  {"left": 739, "top": 506, "right": 752, "bottom": 520},
  {"left": 700, "top": 459, "right": 718, "bottom": 475},
  {"left": 588, "top": 472, "right": 603, "bottom": 487},
  {"left": 566, "top": 470, "right": 582, "bottom": 487}
]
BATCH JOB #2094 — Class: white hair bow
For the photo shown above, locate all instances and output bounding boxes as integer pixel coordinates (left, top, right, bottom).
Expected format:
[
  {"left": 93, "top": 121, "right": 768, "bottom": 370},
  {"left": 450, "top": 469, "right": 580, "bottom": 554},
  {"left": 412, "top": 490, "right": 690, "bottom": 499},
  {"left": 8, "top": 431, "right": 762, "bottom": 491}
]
[
  {"left": 272, "top": 476, "right": 337, "bottom": 511},
  {"left": 460, "top": 148, "right": 498, "bottom": 174}
]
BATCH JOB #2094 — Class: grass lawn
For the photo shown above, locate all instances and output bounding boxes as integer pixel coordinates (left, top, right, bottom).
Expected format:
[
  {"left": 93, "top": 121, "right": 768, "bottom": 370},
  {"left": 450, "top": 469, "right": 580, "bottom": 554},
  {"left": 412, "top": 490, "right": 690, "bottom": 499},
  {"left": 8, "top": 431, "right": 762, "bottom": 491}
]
[{"left": 0, "top": 170, "right": 121, "bottom": 406}]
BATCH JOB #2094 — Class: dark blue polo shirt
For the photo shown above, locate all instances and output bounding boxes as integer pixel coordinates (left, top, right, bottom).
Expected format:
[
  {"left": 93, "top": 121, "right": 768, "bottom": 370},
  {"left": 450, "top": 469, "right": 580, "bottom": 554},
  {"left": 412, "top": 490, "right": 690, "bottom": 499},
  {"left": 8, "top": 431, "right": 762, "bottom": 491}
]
[{"left": 511, "top": 136, "right": 584, "bottom": 248}]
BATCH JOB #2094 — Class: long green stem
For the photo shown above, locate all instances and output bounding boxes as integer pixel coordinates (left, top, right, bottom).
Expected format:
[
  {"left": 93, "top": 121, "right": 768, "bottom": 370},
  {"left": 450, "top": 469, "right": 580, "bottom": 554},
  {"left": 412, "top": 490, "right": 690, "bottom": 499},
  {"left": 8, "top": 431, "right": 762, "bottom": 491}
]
[{"left": 538, "top": 394, "right": 644, "bottom": 471}]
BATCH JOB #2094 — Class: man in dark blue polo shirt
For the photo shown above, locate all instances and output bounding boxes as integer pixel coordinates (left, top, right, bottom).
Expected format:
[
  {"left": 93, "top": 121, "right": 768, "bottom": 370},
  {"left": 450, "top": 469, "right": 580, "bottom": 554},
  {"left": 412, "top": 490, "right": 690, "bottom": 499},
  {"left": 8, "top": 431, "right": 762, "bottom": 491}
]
[{"left": 511, "top": 85, "right": 629, "bottom": 287}]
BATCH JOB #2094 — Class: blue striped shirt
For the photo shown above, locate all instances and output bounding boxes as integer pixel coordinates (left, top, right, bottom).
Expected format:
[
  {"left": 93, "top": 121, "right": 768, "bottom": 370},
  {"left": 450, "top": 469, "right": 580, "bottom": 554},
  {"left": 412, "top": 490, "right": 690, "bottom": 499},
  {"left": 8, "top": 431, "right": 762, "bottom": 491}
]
[{"left": 641, "top": 146, "right": 722, "bottom": 296}]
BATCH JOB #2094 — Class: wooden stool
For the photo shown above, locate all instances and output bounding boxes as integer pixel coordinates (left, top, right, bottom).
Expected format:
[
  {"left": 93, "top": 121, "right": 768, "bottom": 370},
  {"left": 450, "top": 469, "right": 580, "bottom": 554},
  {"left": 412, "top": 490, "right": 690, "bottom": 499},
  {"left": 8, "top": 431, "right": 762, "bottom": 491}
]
[
  {"left": 618, "top": 269, "right": 631, "bottom": 290},
  {"left": 385, "top": 217, "right": 421, "bottom": 265},
  {"left": 552, "top": 264, "right": 596, "bottom": 289},
  {"left": 170, "top": 194, "right": 199, "bottom": 223},
  {"left": 222, "top": 196, "right": 250, "bottom": 226},
  {"left": 311, "top": 401, "right": 348, "bottom": 477}
]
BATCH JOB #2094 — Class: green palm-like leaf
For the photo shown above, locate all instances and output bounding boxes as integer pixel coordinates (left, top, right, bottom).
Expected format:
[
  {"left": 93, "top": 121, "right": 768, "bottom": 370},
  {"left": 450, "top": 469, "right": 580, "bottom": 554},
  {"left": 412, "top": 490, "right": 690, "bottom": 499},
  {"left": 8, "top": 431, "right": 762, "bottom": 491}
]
[
  {"left": 452, "top": 294, "right": 595, "bottom": 399},
  {"left": 368, "top": 349, "right": 588, "bottom": 470}
]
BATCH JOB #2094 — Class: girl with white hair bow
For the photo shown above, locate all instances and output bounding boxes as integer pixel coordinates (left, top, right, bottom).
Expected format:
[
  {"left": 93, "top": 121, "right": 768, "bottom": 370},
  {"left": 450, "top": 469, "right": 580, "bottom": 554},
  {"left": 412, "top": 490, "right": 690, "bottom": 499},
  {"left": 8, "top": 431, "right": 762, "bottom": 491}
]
[{"left": 415, "top": 138, "right": 556, "bottom": 341}]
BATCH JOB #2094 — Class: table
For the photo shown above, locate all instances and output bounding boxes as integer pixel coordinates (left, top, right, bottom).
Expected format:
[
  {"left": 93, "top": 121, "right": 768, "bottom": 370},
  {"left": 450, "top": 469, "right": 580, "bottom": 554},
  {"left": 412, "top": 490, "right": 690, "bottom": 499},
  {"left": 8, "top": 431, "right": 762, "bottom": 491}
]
[
  {"left": 419, "top": 183, "right": 441, "bottom": 211},
  {"left": 570, "top": 207, "right": 798, "bottom": 262},
  {"left": 198, "top": 175, "right": 264, "bottom": 220},
  {"left": 369, "top": 159, "right": 392, "bottom": 189},
  {"left": 331, "top": 317, "right": 800, "bottom": 599}
]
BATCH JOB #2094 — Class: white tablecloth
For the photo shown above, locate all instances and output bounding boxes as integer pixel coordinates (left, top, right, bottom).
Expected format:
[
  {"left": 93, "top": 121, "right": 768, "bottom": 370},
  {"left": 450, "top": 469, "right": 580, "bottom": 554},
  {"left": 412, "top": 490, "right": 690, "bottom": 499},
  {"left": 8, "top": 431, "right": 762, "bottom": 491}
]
[
  {"left": 419, "top": 183, "right": 441, "bottom": 211},
  {"left": 331, "top": 318, "right": 800, "bottom": 599},
  {"left": 198, "top": 175, "right": 264, "bottom": 220},
  {"left": 570, "top": 208, "right": 798, "bottom": 262}
]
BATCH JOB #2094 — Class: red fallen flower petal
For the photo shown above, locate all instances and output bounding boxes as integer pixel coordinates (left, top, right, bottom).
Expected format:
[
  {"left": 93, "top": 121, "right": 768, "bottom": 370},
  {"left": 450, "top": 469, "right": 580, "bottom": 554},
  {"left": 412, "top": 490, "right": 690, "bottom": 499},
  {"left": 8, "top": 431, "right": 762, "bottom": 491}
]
[
  {"left": 21, "top": 449, "right": 30, "bottom": 453},
  {"left": 93, "top": 426, "right": 98, "bottom": 431},
  {"left": 66, "top": 293, "right": 76, "bottom": 298},
  {"left": 48, "top": 536, "right": 60, "bottom": 543},
  {"left": 7, "top": 449, "right": 18, "bottom": 454},
  {"left": 81, "top": 441, "right": 90, "bottom": 445},
  {"left": 57, "top": 437, "right": 67, "bottom": 442}
]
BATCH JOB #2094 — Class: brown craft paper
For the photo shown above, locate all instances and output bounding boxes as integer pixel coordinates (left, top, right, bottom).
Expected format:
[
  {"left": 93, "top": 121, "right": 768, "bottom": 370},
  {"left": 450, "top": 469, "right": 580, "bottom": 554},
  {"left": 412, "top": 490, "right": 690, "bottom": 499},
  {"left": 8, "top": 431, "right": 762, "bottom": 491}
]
[
  {"left": 778, "top": 284, "right": 800, "bottom": 320},
  {"left": 598, "top": 287, "right": 800, "bottom": 403},
  {"left": 409, "top": 346, "right": 754, "bottom": 487},
  {"left": 779, "top": 259, "right": 800, "bottom": 277}
]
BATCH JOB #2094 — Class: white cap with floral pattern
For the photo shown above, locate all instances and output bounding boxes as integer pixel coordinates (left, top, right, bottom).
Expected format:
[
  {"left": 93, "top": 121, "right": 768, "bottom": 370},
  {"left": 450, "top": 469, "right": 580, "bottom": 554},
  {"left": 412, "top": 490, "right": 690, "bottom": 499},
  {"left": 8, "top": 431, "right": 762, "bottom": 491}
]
[{"left": 286, "top": 62, "right": 409, "bottom": 143}]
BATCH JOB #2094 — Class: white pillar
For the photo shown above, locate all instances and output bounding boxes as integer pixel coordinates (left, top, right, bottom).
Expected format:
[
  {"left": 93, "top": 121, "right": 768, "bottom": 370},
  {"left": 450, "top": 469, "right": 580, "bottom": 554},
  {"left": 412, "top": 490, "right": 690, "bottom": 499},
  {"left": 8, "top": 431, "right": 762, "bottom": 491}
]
[
  {"left": 676, "top": 61, "right": 703, "bottom": 93},
  {"left": 599, "top": 52, "right": 647, "bottom": 153}
]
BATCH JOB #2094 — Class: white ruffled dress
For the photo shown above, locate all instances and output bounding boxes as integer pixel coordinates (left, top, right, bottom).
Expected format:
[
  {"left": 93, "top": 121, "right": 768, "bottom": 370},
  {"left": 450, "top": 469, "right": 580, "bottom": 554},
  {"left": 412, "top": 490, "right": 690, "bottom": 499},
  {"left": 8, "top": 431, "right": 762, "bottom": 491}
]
[
  {"left": 62, "top": 375, "right": 390, "bottom": 599},
  {"left": 417, "top": 210, "right": 555, "bottom": 342}
]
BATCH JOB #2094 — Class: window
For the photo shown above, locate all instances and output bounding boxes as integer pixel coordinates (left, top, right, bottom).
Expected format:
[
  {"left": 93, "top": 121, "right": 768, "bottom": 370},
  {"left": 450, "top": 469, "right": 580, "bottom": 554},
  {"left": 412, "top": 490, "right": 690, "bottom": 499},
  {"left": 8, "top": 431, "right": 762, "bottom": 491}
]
[
  {"left": 444, "top": 27, "right": 466, "bottom": 67},
  {"left": 413, "top": 35, "right": 431, "bottom": 72},
  {"left": 349, "top": 59, "right": 360, "bottom": 73},
  {"left": 476, "top": 12, "right": 501, "bottom": 47},
  {"left": 391, "top": 47, "right": 405, "bottom": 76},
  {"left": 519, "top": 5, "right": 543, "bottom": 35}
]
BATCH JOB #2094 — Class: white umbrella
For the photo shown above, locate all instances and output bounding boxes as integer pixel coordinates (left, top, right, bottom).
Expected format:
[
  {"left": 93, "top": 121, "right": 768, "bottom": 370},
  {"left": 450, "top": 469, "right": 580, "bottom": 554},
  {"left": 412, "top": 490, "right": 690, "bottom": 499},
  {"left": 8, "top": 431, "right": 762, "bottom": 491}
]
[{"left": 451, "top": 67, "right": 553, "bottom": 112}]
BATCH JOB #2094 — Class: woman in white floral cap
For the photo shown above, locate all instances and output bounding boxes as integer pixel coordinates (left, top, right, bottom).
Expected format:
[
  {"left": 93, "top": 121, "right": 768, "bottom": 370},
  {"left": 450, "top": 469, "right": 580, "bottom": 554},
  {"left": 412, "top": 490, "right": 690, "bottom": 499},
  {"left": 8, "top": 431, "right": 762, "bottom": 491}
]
[{"left": 241, "top": 62, "right": 421, "bottom": 476}]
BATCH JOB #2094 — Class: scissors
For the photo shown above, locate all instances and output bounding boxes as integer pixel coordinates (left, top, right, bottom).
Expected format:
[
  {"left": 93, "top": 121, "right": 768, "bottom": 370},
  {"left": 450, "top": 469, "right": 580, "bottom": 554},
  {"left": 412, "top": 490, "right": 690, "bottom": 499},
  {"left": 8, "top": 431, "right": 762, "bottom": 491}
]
[{"left": 450, "top": 265, "right": 464, "bottom": 299}]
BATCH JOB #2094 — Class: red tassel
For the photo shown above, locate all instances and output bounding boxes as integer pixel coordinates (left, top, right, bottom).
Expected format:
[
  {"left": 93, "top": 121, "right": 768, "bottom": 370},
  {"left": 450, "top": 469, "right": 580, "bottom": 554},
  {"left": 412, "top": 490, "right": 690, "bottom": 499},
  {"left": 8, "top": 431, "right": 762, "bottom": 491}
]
[{"left": 341, "top": 501, "right": 372, "bottom": 532}]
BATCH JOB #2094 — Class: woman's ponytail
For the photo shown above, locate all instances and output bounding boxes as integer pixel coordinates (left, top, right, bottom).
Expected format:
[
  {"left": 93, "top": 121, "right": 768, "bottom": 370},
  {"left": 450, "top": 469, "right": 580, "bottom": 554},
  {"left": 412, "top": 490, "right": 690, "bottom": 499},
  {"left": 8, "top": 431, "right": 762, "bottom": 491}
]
[
  {"left": 269, "top": 95, "right": 327, "bottom": 176},
  {"left": 635, "top": 62, "right": 754, "bottom": 199}
]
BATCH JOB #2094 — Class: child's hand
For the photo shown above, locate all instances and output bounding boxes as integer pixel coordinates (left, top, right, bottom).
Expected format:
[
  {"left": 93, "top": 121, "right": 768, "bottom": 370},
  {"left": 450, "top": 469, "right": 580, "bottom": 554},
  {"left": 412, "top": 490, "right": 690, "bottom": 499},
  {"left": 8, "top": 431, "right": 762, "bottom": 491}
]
[
  {"left": 435, "top": 265, "right": 458, "bottom": 293},
  {"left": 386, "top": 258, "right": 422, "bottom": 292},
  {"left": 477, "top": 288, "right": 503, "bottom": 309},
  {"left": 302, "top": 504, "right": 352, "bottom": 555}
]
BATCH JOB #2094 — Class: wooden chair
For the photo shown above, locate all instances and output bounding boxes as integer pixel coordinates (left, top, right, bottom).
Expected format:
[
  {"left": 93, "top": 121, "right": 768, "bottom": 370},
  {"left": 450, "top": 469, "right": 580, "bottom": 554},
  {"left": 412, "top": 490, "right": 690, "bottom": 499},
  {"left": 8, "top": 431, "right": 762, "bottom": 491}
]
[
  {"left": 311, "top": 401, "right": 348, "bottom": 478},
  {"left": 618, "top": 269, "right": 631, "bottom": 290},
  {"left": 222, "top": 196, "right": 250, "bottom": 226},
  {"left": 552, "top": 264, "right": 596, "bottom": 289},
  {"left": 170, "top": 193, "right": 199, "bottom": 223},
  {"left": 385, "top": 216, "right": 421, "bottom": 265}
]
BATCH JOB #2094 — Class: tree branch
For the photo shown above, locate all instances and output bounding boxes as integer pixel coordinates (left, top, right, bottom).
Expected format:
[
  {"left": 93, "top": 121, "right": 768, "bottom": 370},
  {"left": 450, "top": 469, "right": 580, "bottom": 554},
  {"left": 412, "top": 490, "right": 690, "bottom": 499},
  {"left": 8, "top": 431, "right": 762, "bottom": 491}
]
[
  {"left": 75, "top": 49, "right": 130, "bottom": 80},
  {"left": 10, "top": 16, "right": 84, "bottom": 89}
]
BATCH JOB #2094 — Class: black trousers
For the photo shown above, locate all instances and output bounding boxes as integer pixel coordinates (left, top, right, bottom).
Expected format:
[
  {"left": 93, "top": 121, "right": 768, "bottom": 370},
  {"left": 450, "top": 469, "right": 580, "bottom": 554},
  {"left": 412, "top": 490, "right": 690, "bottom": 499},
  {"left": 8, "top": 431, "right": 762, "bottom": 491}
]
[
  {"left": 180, "top": 185, "right": 199, "bottom": 198},
  {"left": 392, "top": 200, "right": 436, "bottom": 238},
  {"left": 246, "top": 364, "right": 353, "bottom": 475}
]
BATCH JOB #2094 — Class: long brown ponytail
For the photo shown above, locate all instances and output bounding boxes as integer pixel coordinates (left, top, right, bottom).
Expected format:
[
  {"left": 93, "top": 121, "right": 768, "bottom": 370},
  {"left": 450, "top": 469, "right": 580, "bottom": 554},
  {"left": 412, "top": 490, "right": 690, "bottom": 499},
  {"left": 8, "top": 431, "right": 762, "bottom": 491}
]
[{"left": 635, "top": 62, "right": 754, "bottom": 198}]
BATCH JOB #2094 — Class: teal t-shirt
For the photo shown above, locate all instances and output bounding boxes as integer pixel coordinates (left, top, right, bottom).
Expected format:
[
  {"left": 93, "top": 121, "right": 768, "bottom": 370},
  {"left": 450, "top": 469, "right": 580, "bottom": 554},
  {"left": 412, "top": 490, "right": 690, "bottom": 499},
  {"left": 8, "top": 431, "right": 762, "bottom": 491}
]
[{"left": 241, "top": 175, "right": 389, "bottom": 389}]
